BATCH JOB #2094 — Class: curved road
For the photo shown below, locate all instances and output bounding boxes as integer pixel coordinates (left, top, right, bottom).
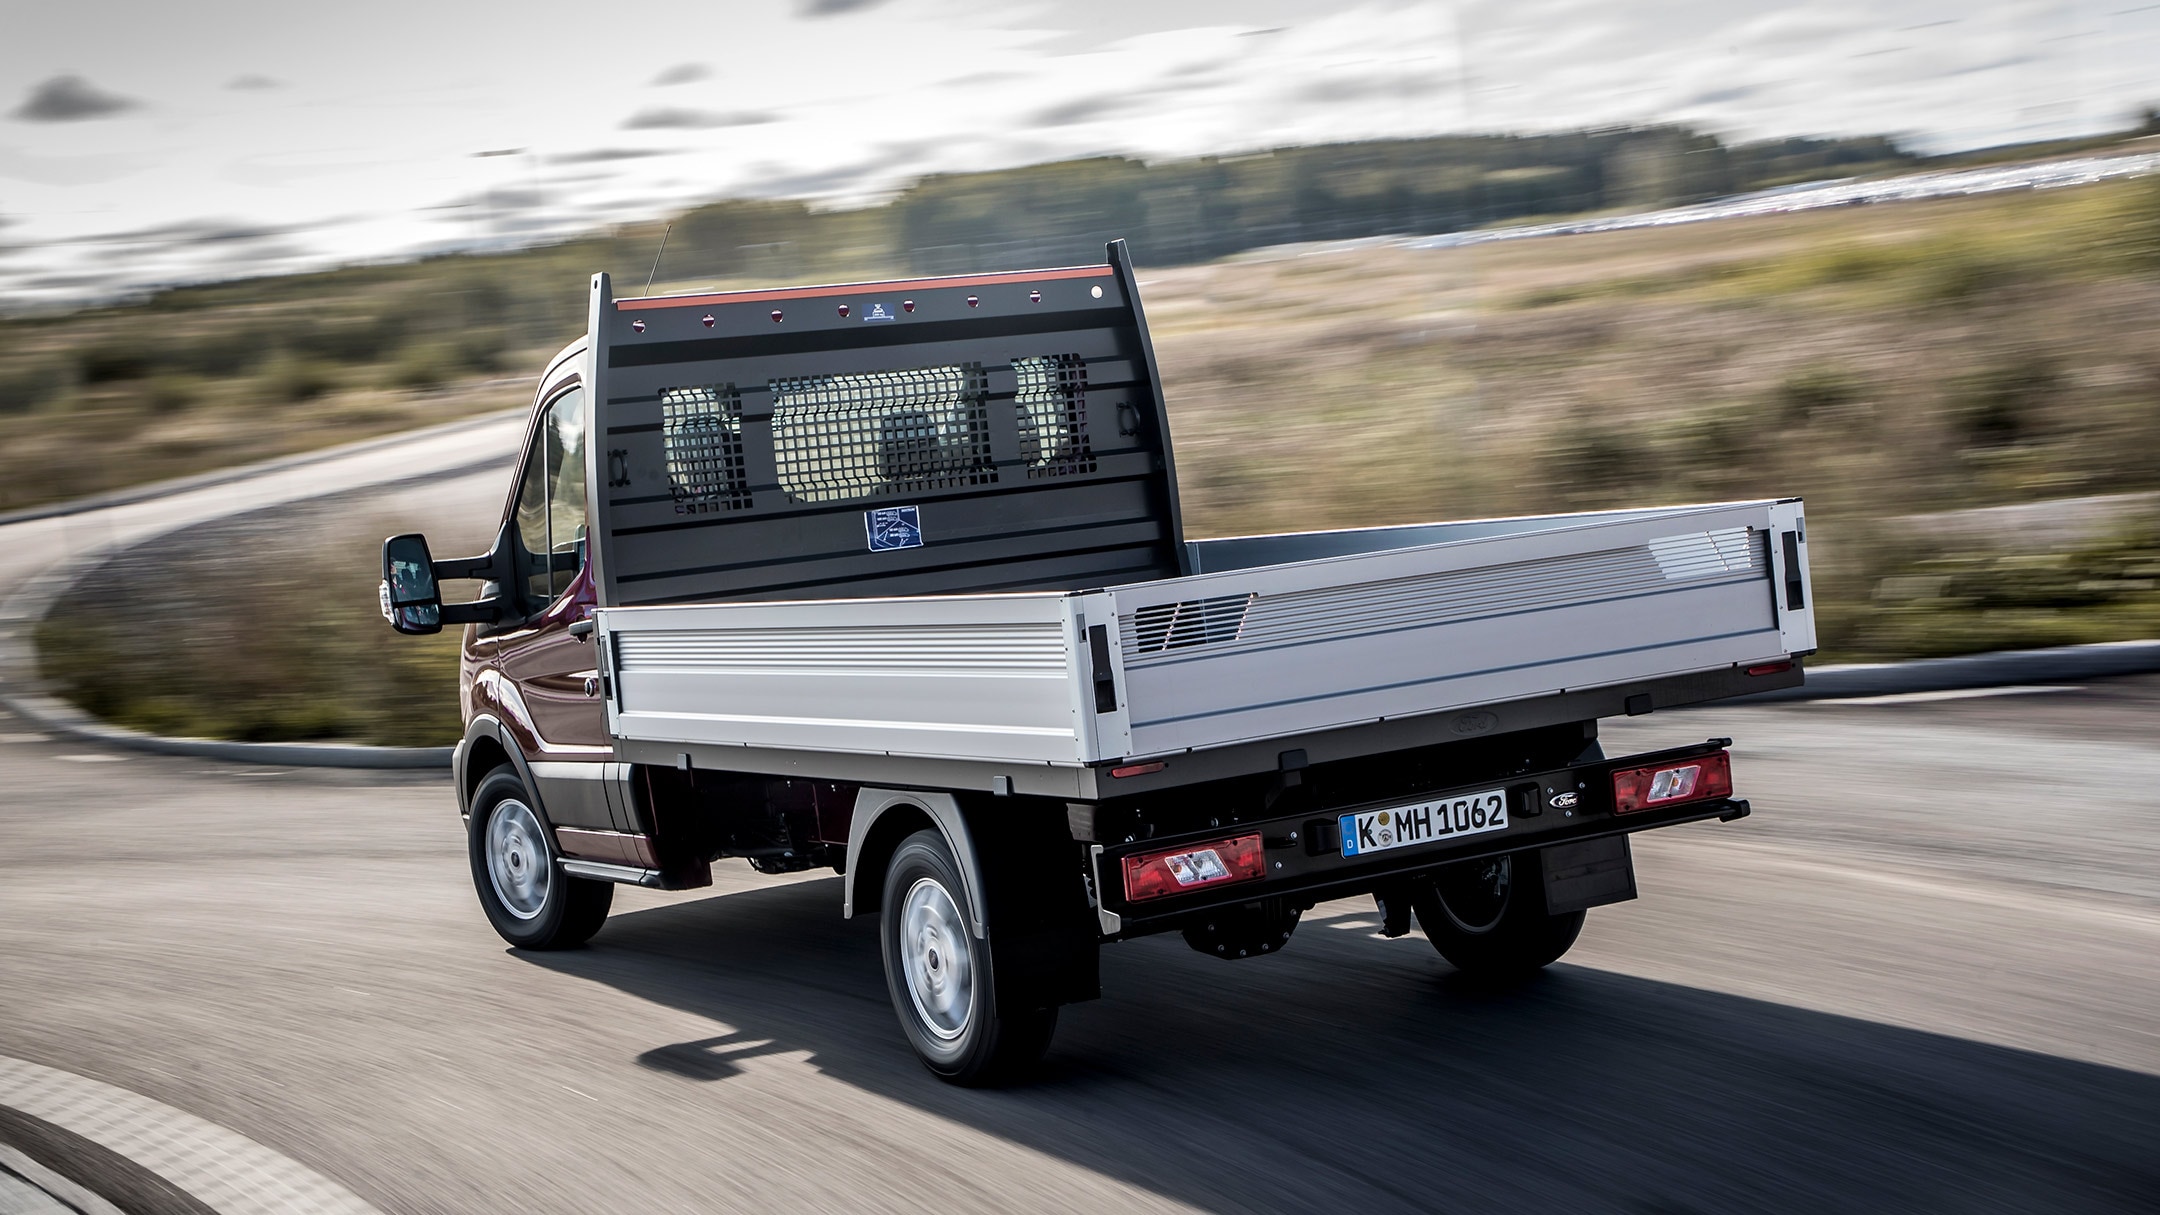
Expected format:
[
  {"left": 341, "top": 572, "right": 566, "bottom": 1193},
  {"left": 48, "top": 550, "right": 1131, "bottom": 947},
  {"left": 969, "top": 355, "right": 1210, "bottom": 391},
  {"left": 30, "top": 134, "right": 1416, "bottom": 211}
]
[
  {"left": 1, "top": 677, "right": 2156, "bottom": 1212},
  {"left": 2, "top": 425, "right": 2157, "bottom": 1211}
]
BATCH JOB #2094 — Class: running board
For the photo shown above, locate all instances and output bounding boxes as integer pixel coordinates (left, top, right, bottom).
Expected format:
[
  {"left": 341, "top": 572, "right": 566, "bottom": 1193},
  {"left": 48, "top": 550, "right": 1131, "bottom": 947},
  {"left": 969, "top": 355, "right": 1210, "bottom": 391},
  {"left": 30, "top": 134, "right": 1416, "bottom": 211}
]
[{"left": 559, "top": 858, "right": 666, "bottom": 887}]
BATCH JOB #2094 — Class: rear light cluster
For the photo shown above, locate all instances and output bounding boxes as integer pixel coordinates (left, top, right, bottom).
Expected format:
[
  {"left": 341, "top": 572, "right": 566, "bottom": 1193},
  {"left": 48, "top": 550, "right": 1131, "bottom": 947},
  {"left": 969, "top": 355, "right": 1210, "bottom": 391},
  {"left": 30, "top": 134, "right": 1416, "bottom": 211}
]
[
  {"left": 1121, "top": 832, "right": 1264, "bottom": 902},
  {"left": 1611, "top": 751, "right": 1733, "bottom": 814}
]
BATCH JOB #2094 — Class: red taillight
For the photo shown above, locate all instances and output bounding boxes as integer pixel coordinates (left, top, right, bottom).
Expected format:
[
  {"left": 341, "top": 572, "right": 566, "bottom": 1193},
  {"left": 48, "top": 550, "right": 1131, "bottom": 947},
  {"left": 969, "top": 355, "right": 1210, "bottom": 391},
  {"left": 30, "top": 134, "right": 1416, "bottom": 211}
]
[
  {"left": 1110, "top": 761, "right": 1166, "bottom": 778},
  {"left": 1612, "top": 751, "right": 1733, "bottom": 814},
  {"left": 1747, "top": 661, "right": 1794, "bottom": 676},
  {"left": 1121, "top": 833, "right": 1264, "bottom": 902}
]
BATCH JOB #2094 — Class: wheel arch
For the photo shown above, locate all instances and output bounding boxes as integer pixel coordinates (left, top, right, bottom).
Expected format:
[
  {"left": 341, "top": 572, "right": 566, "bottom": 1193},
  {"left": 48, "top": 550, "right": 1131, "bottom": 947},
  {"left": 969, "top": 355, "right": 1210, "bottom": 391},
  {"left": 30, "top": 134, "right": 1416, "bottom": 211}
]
[
  {"left": 458, "top": 715, "right": 545, "bottom": 827},
  {"left": 844, "top": 789, "right": 988, "bottom": 938}
]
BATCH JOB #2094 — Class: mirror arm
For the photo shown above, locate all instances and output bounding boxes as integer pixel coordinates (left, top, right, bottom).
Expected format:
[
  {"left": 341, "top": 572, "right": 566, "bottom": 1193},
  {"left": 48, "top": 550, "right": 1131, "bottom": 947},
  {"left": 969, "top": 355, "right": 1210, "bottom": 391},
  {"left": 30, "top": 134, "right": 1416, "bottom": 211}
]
[
  {"left": 439, "top": 600, "right": 505, "bottom": 626},
  {"left": 432, "top": 520, "right": 518, "bottom": 583}
]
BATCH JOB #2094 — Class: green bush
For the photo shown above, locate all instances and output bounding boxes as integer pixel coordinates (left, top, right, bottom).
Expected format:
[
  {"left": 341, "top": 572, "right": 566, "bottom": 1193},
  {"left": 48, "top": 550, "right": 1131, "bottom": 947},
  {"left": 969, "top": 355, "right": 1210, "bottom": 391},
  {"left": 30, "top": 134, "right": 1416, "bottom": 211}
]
[
  {"left": 0, "top": 357, "right": 76, "bottom": 414},
  {"left": 385, "top": 341, "right": 461, "bottom": 390},
  {"left": 1914, "top": 242, "right": 2025, "bottom": 306},
  {"left": 259, "top": 353, "right": 339, "bottom": 403},
  {"left": 75, "top": 342, "right": 152, "bottom": 383},
  {"left": 142, "top": 373, "right": 200, "bottom": 415},
  {"left": 1774, "top": 366, "right": 1862, "bottom": 422},
  {"left": 1953, "top": 357, "right": 2057, "bottom": 447}
]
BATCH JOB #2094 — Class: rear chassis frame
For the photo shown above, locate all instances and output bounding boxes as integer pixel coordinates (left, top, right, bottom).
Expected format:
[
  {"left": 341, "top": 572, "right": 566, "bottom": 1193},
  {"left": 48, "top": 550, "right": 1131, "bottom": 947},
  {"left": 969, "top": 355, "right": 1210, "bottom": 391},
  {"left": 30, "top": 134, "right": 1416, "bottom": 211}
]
[{"left": 1075, "top": 733, "right": 1744, "bottom": 941}]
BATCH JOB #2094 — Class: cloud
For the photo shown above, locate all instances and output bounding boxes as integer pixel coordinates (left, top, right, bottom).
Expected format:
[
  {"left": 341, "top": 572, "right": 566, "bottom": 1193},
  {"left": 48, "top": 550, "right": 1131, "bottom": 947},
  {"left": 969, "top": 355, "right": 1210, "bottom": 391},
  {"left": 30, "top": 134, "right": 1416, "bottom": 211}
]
[
  {"left": 796, "top": 0, "right": 887, "bottom": 15},
  {"left": 68, "top": 217, "right": 326, "bottom": 251},
  {"left": 0, "top": 144, "right": 144, "bottom": 186},
  {"left": 650, "top": 63, "right": 711, "bottom": 86},
  {"left": 548, "top": 147, "right": 676, "bottom": 165},
  {"left": 10, "top": 75, "right": 142, "bottom": 122},
  {"left": 622, "top": 107, "right": 778, "bottom": 130},
  {"left": 1031, "top": 94, "right": 1134, "bottom": 128},
  {"left": 226, "top": 74, "right": 283, "bottom": 91},
  {"left": 1688, "top": 85, "right": 1759, "bottom": 107}
]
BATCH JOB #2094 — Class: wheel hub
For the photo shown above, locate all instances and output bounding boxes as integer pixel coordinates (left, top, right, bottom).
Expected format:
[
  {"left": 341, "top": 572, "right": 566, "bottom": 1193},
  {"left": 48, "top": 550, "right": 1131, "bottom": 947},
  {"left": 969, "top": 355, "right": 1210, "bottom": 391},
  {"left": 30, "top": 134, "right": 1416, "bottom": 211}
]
[
  {"left": 1437, "top": 854, "right": 1513, "bottom": 935},
  {"left": 486, "top": 799, "right": 552, "bottom": 921},
  {"left": 900, "top": 877, "right": 973, "bottom": 1041}
]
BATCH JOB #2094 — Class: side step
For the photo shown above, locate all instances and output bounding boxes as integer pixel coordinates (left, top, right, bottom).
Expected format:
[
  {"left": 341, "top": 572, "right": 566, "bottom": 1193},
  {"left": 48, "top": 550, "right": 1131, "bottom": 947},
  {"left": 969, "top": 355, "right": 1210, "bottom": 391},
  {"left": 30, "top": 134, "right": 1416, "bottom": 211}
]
[{"left": 559, "top": 858, "right": 666, "bottom": 887}]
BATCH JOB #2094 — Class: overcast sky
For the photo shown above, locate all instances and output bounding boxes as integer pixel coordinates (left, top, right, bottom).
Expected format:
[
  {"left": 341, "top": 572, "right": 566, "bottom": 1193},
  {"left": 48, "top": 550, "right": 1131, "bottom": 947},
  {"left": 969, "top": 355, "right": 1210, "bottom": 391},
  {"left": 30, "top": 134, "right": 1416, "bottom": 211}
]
[{"left": 2, "top": 0, "right": 2156, "bottom": 306}]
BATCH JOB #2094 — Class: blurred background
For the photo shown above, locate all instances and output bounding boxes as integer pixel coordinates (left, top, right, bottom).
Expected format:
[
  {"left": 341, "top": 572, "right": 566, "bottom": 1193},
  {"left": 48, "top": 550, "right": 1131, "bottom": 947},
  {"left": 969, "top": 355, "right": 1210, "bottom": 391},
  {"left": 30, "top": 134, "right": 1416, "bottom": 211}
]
[{"left": 3, "top": 0, "right": 2158, "bottom": 745}]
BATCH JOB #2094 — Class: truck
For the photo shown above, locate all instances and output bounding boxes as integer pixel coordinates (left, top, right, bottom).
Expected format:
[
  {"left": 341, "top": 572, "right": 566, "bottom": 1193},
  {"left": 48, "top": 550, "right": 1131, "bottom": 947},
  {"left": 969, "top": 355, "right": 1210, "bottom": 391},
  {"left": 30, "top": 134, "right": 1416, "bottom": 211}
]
[{"left": 380, "top": 240, "right": 1816, "bottom": 1085}]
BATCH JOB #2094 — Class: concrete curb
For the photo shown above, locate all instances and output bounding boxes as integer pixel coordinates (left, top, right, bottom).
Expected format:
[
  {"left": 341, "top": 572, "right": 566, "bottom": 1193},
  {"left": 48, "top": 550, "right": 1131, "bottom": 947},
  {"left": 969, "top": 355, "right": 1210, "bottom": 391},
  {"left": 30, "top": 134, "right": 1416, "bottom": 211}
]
[
  {"left": 0, "top": 685, "right": 453, "bottom": 768},
  {"left": 1728, "top": 639, "right": 2160, "bottom": 704}
]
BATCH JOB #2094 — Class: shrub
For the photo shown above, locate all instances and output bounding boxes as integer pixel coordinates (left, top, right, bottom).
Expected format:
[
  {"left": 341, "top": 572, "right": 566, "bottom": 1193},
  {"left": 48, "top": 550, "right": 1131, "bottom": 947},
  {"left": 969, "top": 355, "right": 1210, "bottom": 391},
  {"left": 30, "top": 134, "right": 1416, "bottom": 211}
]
[
  {"left": 1914, "top": 241, "right": 2024, "bottom": 306},
  {"left": 259, "top": 353, "right": 339, "bottom": 403},
  {"left": 385, "top": 341, "right": 460, "bottom": 390},
  {"left": 0, "top": 357, "right": 76, "bottom": 414},
  {"left": 1954, "top": 357, "right": 2057, "bottom": 447},
  {"left": 75, "top": 342, "right": 151, "bottom": 383},
  {"left": 143, "top": 373, "right": 199, "bottom": 415},
  {"left": 1774, "top": 366, "right": 1861, "bottom": 422}
]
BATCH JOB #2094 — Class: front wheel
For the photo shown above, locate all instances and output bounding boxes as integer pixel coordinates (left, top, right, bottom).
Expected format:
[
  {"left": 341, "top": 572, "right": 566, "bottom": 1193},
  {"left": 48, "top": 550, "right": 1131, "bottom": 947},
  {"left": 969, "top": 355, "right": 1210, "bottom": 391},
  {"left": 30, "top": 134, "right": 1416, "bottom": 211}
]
[
  {"left": 468, "top": 765, "right": 613, "bottom": 949},
  {"left": 1411, "top": 852, "right": 1583, "bottom": 979},
  {"left": 879, "top": 829, "right": 1055, "bottom": 1085}
]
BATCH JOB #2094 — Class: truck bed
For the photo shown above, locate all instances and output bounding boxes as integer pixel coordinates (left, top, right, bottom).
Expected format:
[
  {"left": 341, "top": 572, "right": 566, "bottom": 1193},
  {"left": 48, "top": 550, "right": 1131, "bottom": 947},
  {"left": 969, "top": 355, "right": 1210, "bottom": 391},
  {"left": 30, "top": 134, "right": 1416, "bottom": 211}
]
[{"left": 598, "top": 497, "right": 1815, "bottom": 791}]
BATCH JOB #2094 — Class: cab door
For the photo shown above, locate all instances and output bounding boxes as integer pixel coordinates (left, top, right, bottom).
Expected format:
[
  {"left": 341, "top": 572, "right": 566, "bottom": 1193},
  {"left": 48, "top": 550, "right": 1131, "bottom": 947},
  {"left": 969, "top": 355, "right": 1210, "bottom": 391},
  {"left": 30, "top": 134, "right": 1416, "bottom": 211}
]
[{"left": 492, "top": 385, "right": 621, "bottom": 827}]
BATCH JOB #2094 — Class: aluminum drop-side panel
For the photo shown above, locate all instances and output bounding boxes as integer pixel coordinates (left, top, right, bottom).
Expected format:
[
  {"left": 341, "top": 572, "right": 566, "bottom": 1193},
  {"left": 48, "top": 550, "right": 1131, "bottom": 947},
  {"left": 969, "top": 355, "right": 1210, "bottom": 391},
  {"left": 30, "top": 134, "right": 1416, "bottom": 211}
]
[
  {"left": 1108, "top": 502, "right": 1792, "bottom": 758},
  {"left": 603, "top": 594, "right": 1087, "bottom": 765}
]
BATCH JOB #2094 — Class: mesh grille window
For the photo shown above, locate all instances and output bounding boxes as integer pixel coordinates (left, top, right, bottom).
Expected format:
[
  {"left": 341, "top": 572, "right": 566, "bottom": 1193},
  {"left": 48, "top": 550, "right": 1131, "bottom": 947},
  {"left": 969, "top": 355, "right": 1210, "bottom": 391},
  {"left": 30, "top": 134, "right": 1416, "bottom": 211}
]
[
  {"left": 1014, "top": 354, "right": 1094, "bottom": 478},
  {"left": 771, "top": 364, "right": 994, "bottom": 504},
  {"left": 660, "top": 384, "right": 751, "bottom": 514}
]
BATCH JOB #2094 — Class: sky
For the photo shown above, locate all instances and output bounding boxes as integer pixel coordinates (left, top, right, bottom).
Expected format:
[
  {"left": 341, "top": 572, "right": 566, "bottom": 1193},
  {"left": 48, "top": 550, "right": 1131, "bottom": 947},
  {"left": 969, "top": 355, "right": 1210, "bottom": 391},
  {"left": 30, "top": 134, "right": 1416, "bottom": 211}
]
[{"left": 2, "top": 0, "right": 2156, "bottom": 307}]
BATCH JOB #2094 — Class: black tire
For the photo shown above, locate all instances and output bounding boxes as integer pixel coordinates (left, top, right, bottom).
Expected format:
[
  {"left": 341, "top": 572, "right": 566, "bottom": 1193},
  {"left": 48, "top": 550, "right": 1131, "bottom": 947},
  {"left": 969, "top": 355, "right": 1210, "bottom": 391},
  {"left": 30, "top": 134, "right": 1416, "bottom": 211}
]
[
  {"left": 468, "top": 765, "right": 613, "bottom": 949},
  {"left": 879, "top": 829, "right": 1056, "bottom": 1086},
  {"left": 1411, "top": 851, "right": 1583, "bottom": 979}
]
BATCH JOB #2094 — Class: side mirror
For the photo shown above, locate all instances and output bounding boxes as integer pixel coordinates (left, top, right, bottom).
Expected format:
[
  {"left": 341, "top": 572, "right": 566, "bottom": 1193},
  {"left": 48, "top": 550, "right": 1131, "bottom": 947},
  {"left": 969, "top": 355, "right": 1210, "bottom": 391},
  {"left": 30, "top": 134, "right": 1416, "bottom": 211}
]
[{"left": 380, "top": 533, "right": 443, "bottom": 635}]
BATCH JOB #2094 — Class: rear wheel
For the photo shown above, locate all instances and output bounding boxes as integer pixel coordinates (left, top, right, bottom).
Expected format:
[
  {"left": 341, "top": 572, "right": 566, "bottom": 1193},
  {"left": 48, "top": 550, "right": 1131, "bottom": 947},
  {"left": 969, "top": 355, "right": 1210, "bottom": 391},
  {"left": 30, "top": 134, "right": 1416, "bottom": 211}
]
[
  {"left": 468, "top": 765, "right": 612, "bottom": 949},
  {"left": 879, "top": 829, "right": 1055, "bottom": 1085},
  {"left": 1411, "top": 852, "right": 1582, "bottom": 979}
]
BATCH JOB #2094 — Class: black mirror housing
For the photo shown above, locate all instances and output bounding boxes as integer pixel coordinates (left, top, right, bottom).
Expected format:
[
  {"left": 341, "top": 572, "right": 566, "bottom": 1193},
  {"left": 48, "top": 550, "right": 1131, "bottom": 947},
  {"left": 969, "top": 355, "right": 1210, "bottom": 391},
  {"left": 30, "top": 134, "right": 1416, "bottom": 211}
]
[{"left": 381, "top": 533, "right": 443, "bottom": 635}]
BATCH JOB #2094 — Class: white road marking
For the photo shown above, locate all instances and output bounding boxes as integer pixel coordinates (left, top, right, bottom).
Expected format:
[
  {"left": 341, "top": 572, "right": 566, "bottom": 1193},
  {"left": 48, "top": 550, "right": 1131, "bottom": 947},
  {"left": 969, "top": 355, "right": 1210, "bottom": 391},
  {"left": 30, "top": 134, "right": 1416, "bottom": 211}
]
[
  {"left": 0, "top": 734, "right": 49, "bottom": 744},
  {"left": 54, "top": 755, "right": 125, "bottom": 764},
  {"left": 559, "top": 1085, "right": 600, "bottom": 1102},
  {"left": 1818, "top": 685, "right": 2082, "bottom": 706},
  {"left": 0, "top": 1055, "right": 383, "bottom": 1215}
]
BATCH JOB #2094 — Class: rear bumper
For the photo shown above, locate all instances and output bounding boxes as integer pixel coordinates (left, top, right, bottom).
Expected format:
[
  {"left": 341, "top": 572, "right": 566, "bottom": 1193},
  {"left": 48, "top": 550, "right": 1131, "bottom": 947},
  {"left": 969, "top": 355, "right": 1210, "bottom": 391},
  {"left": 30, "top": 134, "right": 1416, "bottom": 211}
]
[{"left": 1091, "top": 742, "right": 1746, "bottom": 939}]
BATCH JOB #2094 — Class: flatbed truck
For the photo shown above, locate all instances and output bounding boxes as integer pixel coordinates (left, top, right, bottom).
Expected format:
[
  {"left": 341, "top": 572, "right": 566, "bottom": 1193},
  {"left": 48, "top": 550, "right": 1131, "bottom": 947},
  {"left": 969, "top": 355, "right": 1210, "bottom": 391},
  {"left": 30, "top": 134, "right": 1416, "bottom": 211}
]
[{"left": 381, "top": 241, "right": 1815, "bottom": 1083}]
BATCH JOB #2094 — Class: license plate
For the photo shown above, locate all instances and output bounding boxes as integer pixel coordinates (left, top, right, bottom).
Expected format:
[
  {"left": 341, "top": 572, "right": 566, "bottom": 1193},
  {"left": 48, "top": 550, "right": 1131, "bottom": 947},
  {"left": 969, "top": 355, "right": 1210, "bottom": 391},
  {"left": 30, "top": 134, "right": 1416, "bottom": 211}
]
[{"left": 1340, "top": 788, "right": 1509, "bottom": 858}]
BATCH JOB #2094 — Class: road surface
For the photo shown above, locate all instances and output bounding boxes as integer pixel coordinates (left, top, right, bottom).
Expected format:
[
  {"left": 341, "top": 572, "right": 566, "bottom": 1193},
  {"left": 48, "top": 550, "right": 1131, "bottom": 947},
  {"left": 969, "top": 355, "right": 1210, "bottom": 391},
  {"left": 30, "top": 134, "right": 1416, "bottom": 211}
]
[{"left": 1, "top": 677, "right": 2155, "bottom": 1213}]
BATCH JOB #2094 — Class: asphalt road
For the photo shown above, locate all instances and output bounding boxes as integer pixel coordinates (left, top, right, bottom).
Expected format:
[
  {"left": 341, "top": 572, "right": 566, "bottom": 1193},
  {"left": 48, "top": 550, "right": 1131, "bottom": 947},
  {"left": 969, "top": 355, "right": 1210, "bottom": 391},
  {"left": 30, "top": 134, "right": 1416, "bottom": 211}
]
[{"left": 1, "top": 679, "right": 2156, "bottom": 1214}]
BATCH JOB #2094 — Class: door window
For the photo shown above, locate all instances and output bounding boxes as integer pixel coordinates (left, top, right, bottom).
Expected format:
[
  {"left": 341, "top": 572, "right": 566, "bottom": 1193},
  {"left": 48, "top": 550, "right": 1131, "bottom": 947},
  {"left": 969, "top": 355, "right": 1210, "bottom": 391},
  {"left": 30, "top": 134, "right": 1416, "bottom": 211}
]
[{"left": 510, "top": 386, "right": 587, "bottom": 612}]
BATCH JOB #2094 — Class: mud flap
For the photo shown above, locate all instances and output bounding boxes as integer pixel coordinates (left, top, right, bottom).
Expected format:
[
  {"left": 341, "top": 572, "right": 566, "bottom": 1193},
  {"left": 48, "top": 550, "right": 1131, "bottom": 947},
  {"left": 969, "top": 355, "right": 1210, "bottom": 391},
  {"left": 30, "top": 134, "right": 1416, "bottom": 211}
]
[
  {"left": 1540, "top": 835, "right": 1637, "bottom": 914},
  {"left": 967, "top": 803, "right": 1102, "bottom": 1012}
]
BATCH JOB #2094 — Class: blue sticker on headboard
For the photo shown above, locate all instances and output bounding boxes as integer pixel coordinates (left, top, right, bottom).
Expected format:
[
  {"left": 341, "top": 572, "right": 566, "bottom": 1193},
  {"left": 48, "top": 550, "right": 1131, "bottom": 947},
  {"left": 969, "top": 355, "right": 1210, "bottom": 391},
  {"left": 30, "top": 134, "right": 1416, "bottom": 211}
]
[{"left": 865, "top": 505, "right": 923, "bottom": 552}]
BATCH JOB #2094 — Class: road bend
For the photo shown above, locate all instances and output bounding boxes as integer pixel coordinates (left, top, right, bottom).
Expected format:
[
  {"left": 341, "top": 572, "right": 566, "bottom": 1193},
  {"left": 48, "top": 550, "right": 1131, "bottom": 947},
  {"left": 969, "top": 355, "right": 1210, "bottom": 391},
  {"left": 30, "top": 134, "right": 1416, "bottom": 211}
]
[{"left": 0, "top": 677, "right": 2155, "bottom": 1213}]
